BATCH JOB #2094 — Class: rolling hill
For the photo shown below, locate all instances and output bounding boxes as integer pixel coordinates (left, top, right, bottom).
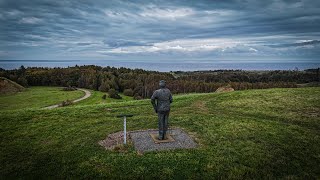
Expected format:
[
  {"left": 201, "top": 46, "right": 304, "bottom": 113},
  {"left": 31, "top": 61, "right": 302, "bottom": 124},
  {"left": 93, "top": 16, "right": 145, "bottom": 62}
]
[
  {"left": 0, "top": 87, "right": 319, "bottom": 179},
  {"left": 0, "top": 77, "right": 25, "bottom": 95}
]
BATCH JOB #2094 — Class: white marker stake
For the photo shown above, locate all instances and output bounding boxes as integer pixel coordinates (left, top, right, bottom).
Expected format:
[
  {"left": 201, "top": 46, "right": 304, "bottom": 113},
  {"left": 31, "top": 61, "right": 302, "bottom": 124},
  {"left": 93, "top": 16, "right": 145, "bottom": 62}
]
[{"left": 123, "top": 116, "right": 127, "bottom": 144}]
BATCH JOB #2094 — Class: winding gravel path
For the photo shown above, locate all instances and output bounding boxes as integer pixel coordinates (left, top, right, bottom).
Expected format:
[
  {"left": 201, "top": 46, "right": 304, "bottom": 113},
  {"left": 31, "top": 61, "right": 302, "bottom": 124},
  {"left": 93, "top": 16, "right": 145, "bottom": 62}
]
[{"left": 43, "top": 88, "right": 91, "bottom": 109}]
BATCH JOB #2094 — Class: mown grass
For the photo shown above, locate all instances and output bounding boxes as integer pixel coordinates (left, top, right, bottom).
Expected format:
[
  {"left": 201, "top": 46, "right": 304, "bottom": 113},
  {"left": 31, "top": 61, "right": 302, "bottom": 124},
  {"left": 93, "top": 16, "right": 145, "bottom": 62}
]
[
  {"left": 0, "top": 87, "right": 319, "bottom": 179},
  {"left": 0, "top": 86, "right": 85, "bottom": 110},
  {"left": 74, "top": 90, "right": 133, "bottom": 106}
]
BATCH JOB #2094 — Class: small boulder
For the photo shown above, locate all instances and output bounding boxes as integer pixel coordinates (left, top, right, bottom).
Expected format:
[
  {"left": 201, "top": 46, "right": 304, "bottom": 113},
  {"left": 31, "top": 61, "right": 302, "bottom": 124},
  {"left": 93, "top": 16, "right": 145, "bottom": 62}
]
[{"left": 215, "top": 87, "right": 234, "bottom": 93}]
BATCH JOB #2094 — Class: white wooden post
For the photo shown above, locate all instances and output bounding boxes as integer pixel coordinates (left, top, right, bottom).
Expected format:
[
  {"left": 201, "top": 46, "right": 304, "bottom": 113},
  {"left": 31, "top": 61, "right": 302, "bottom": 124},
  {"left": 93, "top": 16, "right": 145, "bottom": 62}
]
[{"left": 117, "top": 114, "right": 132, "bottom": 144}]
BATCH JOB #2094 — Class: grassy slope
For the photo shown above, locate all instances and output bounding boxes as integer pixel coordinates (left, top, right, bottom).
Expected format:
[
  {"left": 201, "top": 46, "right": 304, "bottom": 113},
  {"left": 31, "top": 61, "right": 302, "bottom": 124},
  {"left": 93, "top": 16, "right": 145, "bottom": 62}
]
[
  {"left": 0, "top": 87, "right": 319, "bottom": 179},
  {"left": 0, "top": 86, "right": 85, "bottom": 110},
  {"left": 0, "top": 77, "right": 25, "bottom": 94}
]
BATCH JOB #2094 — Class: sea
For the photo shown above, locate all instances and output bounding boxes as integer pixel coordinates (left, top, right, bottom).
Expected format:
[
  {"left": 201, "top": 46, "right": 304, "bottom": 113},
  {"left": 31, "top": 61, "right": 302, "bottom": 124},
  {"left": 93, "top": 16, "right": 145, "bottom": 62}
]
[{"left": 0, "top": 60, "right": 319, "bottom": 72}]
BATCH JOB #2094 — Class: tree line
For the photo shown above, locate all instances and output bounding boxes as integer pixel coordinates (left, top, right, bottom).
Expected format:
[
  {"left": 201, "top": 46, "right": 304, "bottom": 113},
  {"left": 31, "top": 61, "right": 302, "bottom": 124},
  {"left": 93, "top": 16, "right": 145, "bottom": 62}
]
[{"left": 0, "top": 65, "right": 319, "bottom": 99}]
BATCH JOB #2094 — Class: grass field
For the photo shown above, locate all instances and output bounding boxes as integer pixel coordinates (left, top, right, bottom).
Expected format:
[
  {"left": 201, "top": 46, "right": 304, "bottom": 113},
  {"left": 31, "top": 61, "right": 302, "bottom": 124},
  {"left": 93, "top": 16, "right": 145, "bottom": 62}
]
[
  {"left": 0, "top": 87, "right": 319, "bottom": 178},
  {"left": 74, "top": 90, "right": 133, "bottom": 106},
  {"left": 0, "top": 86, "right": 85, "bottom": 110}
]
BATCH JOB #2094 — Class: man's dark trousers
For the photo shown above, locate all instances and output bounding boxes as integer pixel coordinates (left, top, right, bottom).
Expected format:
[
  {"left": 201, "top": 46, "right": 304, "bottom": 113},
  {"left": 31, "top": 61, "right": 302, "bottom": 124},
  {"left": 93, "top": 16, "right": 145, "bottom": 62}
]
[{"left": 158, "top": 111, "right": 169, "bottom": 139}]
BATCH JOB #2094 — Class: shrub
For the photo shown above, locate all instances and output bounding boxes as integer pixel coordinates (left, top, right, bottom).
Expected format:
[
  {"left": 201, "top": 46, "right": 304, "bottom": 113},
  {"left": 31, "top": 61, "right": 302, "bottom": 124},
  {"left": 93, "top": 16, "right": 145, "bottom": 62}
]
[
  {"left": 62, "top": 86, "right": 77, "bottom": 91},
  {"left": 123, "top": 89, "right": 134, "bottom": 96},
  {"left": 108, "top": 89, "right": 122, "bottom": 99},
  {"left": 59, "top": 100, "right": 73, "bottom": 107},
  {"left": 17, "top": 77, "right": 28, "bottom": 87},
  {"left": 102, "top": 94, "right": 107, "bottom": 99},
  {"left": 134, "top": 93, "right": 142, "bottom": 100},
  {"left": 99, "top": 81, "right": 110, "bottom": 92}
]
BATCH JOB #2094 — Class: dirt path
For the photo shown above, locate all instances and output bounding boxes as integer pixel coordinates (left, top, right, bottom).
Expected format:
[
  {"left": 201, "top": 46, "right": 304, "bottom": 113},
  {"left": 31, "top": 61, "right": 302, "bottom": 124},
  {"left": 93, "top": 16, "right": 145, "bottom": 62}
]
[{"left": 43, "top": 88, "right": 91, "bottom": 109}]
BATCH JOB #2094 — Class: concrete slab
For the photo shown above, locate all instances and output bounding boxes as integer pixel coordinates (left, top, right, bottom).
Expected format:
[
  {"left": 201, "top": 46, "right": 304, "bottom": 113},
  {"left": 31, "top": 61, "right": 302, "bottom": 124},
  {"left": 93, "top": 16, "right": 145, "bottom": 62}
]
[
  {"left": 149, "top": 133, "right": 175, "bottom": 143},
  {"left": 130, "top": 128, "right": 197, "bottom": 153}
]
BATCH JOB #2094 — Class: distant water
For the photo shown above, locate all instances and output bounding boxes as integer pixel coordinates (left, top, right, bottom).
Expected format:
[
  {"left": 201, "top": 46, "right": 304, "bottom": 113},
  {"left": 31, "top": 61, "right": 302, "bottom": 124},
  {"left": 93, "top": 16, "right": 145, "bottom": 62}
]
[{"left": 0, "top": 60, "right": 319, "bottom": 72}]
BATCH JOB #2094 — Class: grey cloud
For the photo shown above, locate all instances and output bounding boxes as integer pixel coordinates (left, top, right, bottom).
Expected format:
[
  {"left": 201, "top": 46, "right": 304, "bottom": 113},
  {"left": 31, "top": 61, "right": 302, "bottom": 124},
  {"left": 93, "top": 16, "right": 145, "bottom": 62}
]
[
  {"left": 103, "top": 40, "right": 150, "bottom": 48},
  {"left": 76, "top": 42, "right": 97, "bottom": 46},
  {"left": 0, "top": 0, "right": 320, "bottom": 61},
  {"left": 268, "top": 40, "right": 320, "bottom": 48}
]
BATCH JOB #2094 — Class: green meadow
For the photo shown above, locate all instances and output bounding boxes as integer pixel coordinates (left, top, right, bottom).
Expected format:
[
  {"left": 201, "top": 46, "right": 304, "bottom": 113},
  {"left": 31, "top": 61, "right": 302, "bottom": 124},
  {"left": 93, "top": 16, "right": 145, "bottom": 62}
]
[
  {"left": 0, "top": 86, "right": 84, "bottom": 110},
  {"left": 0, "top": 87, "right": 319, "bottom": 179},
  {"left": 75, "top": 89, "right": 133, "bottom": 106}
]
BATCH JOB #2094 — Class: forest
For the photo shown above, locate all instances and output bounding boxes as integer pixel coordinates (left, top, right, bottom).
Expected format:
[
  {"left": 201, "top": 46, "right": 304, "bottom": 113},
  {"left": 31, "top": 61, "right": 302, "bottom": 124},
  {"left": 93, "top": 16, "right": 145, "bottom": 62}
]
[{"left": 0, "top": 65, "right": 319, "bottom": 99}]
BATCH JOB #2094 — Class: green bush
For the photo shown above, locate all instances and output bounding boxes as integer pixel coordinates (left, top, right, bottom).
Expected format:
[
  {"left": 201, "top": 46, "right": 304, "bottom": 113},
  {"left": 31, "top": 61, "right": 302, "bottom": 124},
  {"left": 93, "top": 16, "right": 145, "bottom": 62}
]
[
  {"left": 108, "top": 89, "right": 122, "bottom": 99},
  {"left": 123, "top": 89, "right": 134, "bottom": 96},
  {"left": 62, "top": 86, "right": 77, "bottom": 91},
  {"left": 17, "top": 77, "right": 28, "bottom": 87},
  {"left": 99, "top": 81, "right": 110, "bottom": 92},
  {"left": 133, "top": 93, "right": 142, "bottom": 100}
]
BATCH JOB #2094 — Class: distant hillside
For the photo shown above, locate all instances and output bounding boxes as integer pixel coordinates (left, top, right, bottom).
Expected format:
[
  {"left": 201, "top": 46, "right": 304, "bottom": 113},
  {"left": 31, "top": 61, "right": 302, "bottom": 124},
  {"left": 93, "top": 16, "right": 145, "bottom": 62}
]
[
  {"left": 2, "top": 65, "right": 318, "bottom": 98},
  {"left": 0, "top": 77, "right": 25, "bottom": 94}
]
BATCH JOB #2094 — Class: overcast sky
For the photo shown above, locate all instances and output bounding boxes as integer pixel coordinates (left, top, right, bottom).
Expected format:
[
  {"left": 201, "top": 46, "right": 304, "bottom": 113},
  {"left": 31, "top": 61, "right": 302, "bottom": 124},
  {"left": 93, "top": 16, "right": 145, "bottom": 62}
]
[{"left": 0, "top": 0, "right": 319, "bottom": 62}]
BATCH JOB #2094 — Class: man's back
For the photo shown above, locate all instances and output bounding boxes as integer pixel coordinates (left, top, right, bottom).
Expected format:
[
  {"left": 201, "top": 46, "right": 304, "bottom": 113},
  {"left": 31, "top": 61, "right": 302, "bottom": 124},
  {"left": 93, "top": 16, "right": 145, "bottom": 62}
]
[{"left": 151, "top": 88, "right": 172, "bottom": 112}]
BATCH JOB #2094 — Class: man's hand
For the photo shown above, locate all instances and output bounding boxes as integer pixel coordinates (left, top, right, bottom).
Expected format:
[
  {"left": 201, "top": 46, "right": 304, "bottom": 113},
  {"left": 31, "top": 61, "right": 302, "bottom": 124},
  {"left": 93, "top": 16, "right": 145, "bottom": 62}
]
[{"left": 151, "top": 98, "right": 157, "bottom": 113}]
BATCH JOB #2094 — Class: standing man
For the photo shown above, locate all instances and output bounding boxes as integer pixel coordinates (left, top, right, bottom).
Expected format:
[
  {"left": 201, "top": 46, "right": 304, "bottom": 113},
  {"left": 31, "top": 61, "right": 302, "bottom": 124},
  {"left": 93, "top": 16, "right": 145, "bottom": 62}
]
[{"left": 151, "top": 80, "right": 173, "bottom": 140}]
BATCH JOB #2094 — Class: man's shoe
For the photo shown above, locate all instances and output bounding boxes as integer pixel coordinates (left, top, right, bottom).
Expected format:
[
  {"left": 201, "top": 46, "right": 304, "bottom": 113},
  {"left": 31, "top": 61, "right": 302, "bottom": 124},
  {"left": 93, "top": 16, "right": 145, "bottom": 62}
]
[{"left": 158, "top": 134, "right": 164, "bottom": 140}]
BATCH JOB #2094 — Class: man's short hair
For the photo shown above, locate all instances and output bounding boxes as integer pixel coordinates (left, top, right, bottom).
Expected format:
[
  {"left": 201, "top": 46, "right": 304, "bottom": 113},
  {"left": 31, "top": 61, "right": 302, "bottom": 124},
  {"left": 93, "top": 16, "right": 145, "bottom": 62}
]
[{"left": 159, "top": 80, "right": 166, "bottom": 87}]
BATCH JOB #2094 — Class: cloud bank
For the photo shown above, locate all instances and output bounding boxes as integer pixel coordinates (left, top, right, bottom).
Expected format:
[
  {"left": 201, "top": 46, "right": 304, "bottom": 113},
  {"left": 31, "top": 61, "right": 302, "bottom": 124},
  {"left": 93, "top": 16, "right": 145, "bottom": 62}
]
[{"left": 0, "top": 0, "right": 319, "bottom": 62}]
